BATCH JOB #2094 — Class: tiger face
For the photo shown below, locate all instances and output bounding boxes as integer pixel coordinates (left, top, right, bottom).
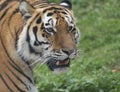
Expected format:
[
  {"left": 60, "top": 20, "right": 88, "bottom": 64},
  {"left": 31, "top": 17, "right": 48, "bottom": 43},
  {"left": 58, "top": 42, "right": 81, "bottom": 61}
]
[{"left": 17, "top": 0, "right": 80, "bottom": 73}]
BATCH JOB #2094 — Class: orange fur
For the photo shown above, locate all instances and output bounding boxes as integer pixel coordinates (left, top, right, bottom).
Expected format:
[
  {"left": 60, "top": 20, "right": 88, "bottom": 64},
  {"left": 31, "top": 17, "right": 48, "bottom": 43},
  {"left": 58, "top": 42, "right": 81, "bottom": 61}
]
[
  {"left": 0, "top": 0, "right": 79, "bottom": 91},
  {"left": 0, "top": 0, "right": 39, "bottom": 91}
]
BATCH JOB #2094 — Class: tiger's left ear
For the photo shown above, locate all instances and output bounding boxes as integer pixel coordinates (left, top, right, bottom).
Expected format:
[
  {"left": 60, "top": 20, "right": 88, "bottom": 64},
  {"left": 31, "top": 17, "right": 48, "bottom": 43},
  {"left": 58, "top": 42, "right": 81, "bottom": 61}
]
[
  {"left": 60, "top": 0, "right": 72, "bottom": 9},
  {"left": 19, "top": 1, "right": 35, "bottom": 20}
]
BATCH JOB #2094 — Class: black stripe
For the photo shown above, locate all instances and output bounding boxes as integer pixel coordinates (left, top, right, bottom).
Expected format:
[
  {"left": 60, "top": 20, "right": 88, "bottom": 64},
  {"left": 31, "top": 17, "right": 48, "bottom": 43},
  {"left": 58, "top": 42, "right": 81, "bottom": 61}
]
[
  {"left": 0, "top": 23, "right": 33, "bottom": 83},
  {"left": 43, "top": 7, "right": 63, "bottom": 13},
  {"left": 32, "top": 26, "right": 50, "bottom": 45},
  {"left": 15, "top": 27, "right": 21, "bottom": 49},
  {"left": 25, "top": 13, "right": 43, "bottom": 56},
  {"left": 38, "top": 41, "right": 50, "bottom": 45},
  {"left": 26, "top": 25, "right": 39, "bottom": 55},
  {"left": 38, "top": 6, "right": 49, "bottom": 8},
  {"left": 33, "top": 26, "right": 38, "bottom": 41},
  {"left": 0, "top": 7, "right": 10, "bottom": 21},
  {"left": 26, "top": 13, "right": 40, "bottom": 42},
  {"left": 47, "top": 12, "right": 54, "bottom": 16},
  {"left": 5, "top": 72, "right": 26, "bottom": 92},
  {"left": 0, "top": 0, "right": 33, "bottom": 85},
  {"left": 16, "top": 12, "right": 43, "bottom": 63},
  {"left": 61, "top": 12, "right": 67, "bottom": 14},
  {"left": 8, "top": 8, "right": 19, "bottom": 25},
  {"left": 26, "top": 25, "right": 30, "bottom": 42},
  {"left": 28, "top": 43, "right": 42, "bottom": 56},
  {"left": 41, "top": 23, "right": 44, "bottom": 30},
  {"left": 6, "top": 63, "right": 29, "bottom": 90},
  {"left": 7, "top": 60, "right": 33, "bottom": 84},
  {"left": 26, "top": 25, "right": 42, "bottom": 55},
  {"left": 0, "top": 1, "right": 16, "bottom": 21},
  {"left": 33, "top": 26, "right": 40, "bottom": 46},
  {"left": 34, "top": 3, "right": 49, "bottom": 8},
  {"left": 0, "top": 0, "right": 11, "bottom": 11},
  {"left": 0, "top": 5, "right": 20, "bottom": 68},
  {"left": 0, "top": 34, "right": 33, "bottom": 84},
  {"left": 8, "top": 9, "right": 19, "bottom": 40},
  {"left": 0, "top": 18, "right": 6, "bottom": 32},
  {"left": 36, "top": 16, "right": 41, "bottom": 24},
  {"left": 1, "top": 8, "right": 19, "bottom": 42},
  {"left": 0, "top": 74, "right": 13, "bottom": 92}
]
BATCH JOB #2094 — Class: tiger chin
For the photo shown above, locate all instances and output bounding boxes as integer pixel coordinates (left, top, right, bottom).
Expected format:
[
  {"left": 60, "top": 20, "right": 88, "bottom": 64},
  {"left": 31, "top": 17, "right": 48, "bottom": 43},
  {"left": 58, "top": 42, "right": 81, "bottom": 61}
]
[{"left": 0, "top": 0, "right": 80, "bottom": 91}]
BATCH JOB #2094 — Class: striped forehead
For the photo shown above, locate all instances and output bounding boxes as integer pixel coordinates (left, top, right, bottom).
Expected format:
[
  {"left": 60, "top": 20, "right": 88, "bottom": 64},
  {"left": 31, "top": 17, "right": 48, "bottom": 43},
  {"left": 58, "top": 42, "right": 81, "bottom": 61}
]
[
  {"left": 35, "top": 3, "right": 71, "bottom": 12},
  {"left": 26, "top": 3, "right": 74, "bottom": 31},
  {"left": 36, "top": 5, "right": 73, "bottom": 25},
  {"left": 35, "top": 3, "right": 73, "bottom": 18}
]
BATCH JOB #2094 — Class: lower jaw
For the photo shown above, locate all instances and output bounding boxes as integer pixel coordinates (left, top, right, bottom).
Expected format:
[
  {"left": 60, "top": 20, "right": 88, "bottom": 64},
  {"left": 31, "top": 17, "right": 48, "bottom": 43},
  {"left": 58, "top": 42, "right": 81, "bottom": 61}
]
[{"left": 53, "top": 67, "right": 69, "bottom": 74}]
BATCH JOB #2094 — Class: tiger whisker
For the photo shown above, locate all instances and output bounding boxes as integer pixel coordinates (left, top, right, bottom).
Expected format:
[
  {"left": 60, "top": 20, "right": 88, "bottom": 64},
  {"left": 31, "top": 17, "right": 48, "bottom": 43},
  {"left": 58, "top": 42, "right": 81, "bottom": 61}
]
[
  {"left": 29, "top": 54, "right": 53, "bottom": 68},
  {"left": 29, "top": 58, "right": 43, "bottom": 67},
  {"left": 76, "top": 49, "right": 84, "bottom": 58},
  {"left": 33, "top": 56, "right": 52, "bottom": 73},
  {"left": 54, "top": 53, "right": 63, "bottom": 56}
]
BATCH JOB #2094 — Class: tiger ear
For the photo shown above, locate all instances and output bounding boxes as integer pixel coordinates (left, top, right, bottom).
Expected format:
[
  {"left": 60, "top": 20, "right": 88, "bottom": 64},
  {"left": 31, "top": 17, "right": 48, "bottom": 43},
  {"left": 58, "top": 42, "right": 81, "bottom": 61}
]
[
  {"left": 60, "top": 0, "right": 72, "bottom": 9},
  {"left": 19, "top": 1, "right": 35, "bottom": 20}
]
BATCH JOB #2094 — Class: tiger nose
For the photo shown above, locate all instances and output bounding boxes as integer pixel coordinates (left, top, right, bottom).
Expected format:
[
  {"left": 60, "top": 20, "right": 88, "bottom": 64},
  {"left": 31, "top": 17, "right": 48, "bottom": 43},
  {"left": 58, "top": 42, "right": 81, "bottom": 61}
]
[{"left": 61, "top": 48, "right": 75, "bottom": 55}]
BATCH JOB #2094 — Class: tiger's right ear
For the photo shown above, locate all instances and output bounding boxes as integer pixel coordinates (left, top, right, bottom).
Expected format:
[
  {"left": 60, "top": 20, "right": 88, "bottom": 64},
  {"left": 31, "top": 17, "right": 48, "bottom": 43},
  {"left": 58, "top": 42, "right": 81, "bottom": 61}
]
[{"left": 19, "top": 1, "right": 35, "bottom": 20}]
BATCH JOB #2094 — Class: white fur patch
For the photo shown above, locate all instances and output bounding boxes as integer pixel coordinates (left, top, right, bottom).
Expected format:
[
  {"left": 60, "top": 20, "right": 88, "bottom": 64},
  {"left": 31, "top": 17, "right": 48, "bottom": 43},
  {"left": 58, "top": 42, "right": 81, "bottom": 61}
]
[
  {"left": 43, "top": 13, "right": 57, "bottom": 29},
  {"left": 26, "top": 82, "right": 38, "bottom": 92},
  {"left": 53, "top": 67, "right": 69, "bottom": 74},
  {"left": 17, "top": 24, "right": 42, "bottom": 63},
  {"left": 60, "top": 3, "right": 69, "bottom": 7}
]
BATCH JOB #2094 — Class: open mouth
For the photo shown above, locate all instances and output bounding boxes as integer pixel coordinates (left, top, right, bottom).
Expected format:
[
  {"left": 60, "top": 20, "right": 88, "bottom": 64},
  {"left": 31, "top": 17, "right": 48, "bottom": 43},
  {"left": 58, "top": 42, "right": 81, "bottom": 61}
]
[{"left": 47, "top": 58, "right": 70, "bottom": 72}]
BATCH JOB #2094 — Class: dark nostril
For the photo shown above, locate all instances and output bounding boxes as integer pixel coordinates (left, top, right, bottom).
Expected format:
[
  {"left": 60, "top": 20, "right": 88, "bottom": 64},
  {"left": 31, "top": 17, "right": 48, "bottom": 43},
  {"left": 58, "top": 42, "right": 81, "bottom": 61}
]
[{"left": 62, "top": 49, "right": 74, "bottom": 55}]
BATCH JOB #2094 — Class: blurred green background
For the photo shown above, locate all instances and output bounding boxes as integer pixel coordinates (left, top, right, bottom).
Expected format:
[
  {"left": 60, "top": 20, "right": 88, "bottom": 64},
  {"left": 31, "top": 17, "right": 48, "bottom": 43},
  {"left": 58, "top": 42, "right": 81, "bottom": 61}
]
[{"left": 34, "top": 0, "right": 120, "bottom": 92}]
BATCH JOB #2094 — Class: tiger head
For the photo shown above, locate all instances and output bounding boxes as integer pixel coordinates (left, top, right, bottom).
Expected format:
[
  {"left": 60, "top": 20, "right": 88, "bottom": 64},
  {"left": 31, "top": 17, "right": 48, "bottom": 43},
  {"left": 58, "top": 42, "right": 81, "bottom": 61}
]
[{"left": 17, "top": 0, "right": 80, "bottom": 73}]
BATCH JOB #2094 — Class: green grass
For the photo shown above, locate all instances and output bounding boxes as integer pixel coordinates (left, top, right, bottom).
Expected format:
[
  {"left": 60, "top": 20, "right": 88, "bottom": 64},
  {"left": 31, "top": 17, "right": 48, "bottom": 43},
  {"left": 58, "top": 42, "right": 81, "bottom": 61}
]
[{"left": 34, "top": 0, "right": 120, "bottom": 92}]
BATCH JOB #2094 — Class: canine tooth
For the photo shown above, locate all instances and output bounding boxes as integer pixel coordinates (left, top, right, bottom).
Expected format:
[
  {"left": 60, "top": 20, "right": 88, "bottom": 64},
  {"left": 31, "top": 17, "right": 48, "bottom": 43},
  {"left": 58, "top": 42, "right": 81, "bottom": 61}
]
[
  {"left": 65, "top": 60, "right": 69, "bottom": 64},
  {"left": 56, "top": 61, "right": 60, "bottom": 65}
]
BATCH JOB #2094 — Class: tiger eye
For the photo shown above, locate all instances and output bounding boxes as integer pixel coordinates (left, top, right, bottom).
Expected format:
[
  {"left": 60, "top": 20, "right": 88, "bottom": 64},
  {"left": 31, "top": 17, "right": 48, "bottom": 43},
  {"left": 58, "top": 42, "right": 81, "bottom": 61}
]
[
  {"left": 47, "top": 12, "right": 53, "bottom": 16},
  {"left": 42, "top": 33, "right": 48, "bottom": 38}
]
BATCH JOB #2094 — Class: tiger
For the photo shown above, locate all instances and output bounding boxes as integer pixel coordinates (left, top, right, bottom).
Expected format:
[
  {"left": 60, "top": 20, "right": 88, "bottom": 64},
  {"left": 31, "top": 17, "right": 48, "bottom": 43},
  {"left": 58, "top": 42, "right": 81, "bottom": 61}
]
[{"left": 0, "top": 0, "right": 80, "bottom": 92}]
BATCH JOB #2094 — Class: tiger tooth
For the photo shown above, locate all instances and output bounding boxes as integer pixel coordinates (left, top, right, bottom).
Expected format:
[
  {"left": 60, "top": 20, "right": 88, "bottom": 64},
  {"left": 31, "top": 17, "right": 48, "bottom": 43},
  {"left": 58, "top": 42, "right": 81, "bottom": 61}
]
[
  {"left": 56, "top": 61, "right": 60, "bottom": 65},
  {"left": 65, "top": 60, "right": 69, "bottom": 64}
]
